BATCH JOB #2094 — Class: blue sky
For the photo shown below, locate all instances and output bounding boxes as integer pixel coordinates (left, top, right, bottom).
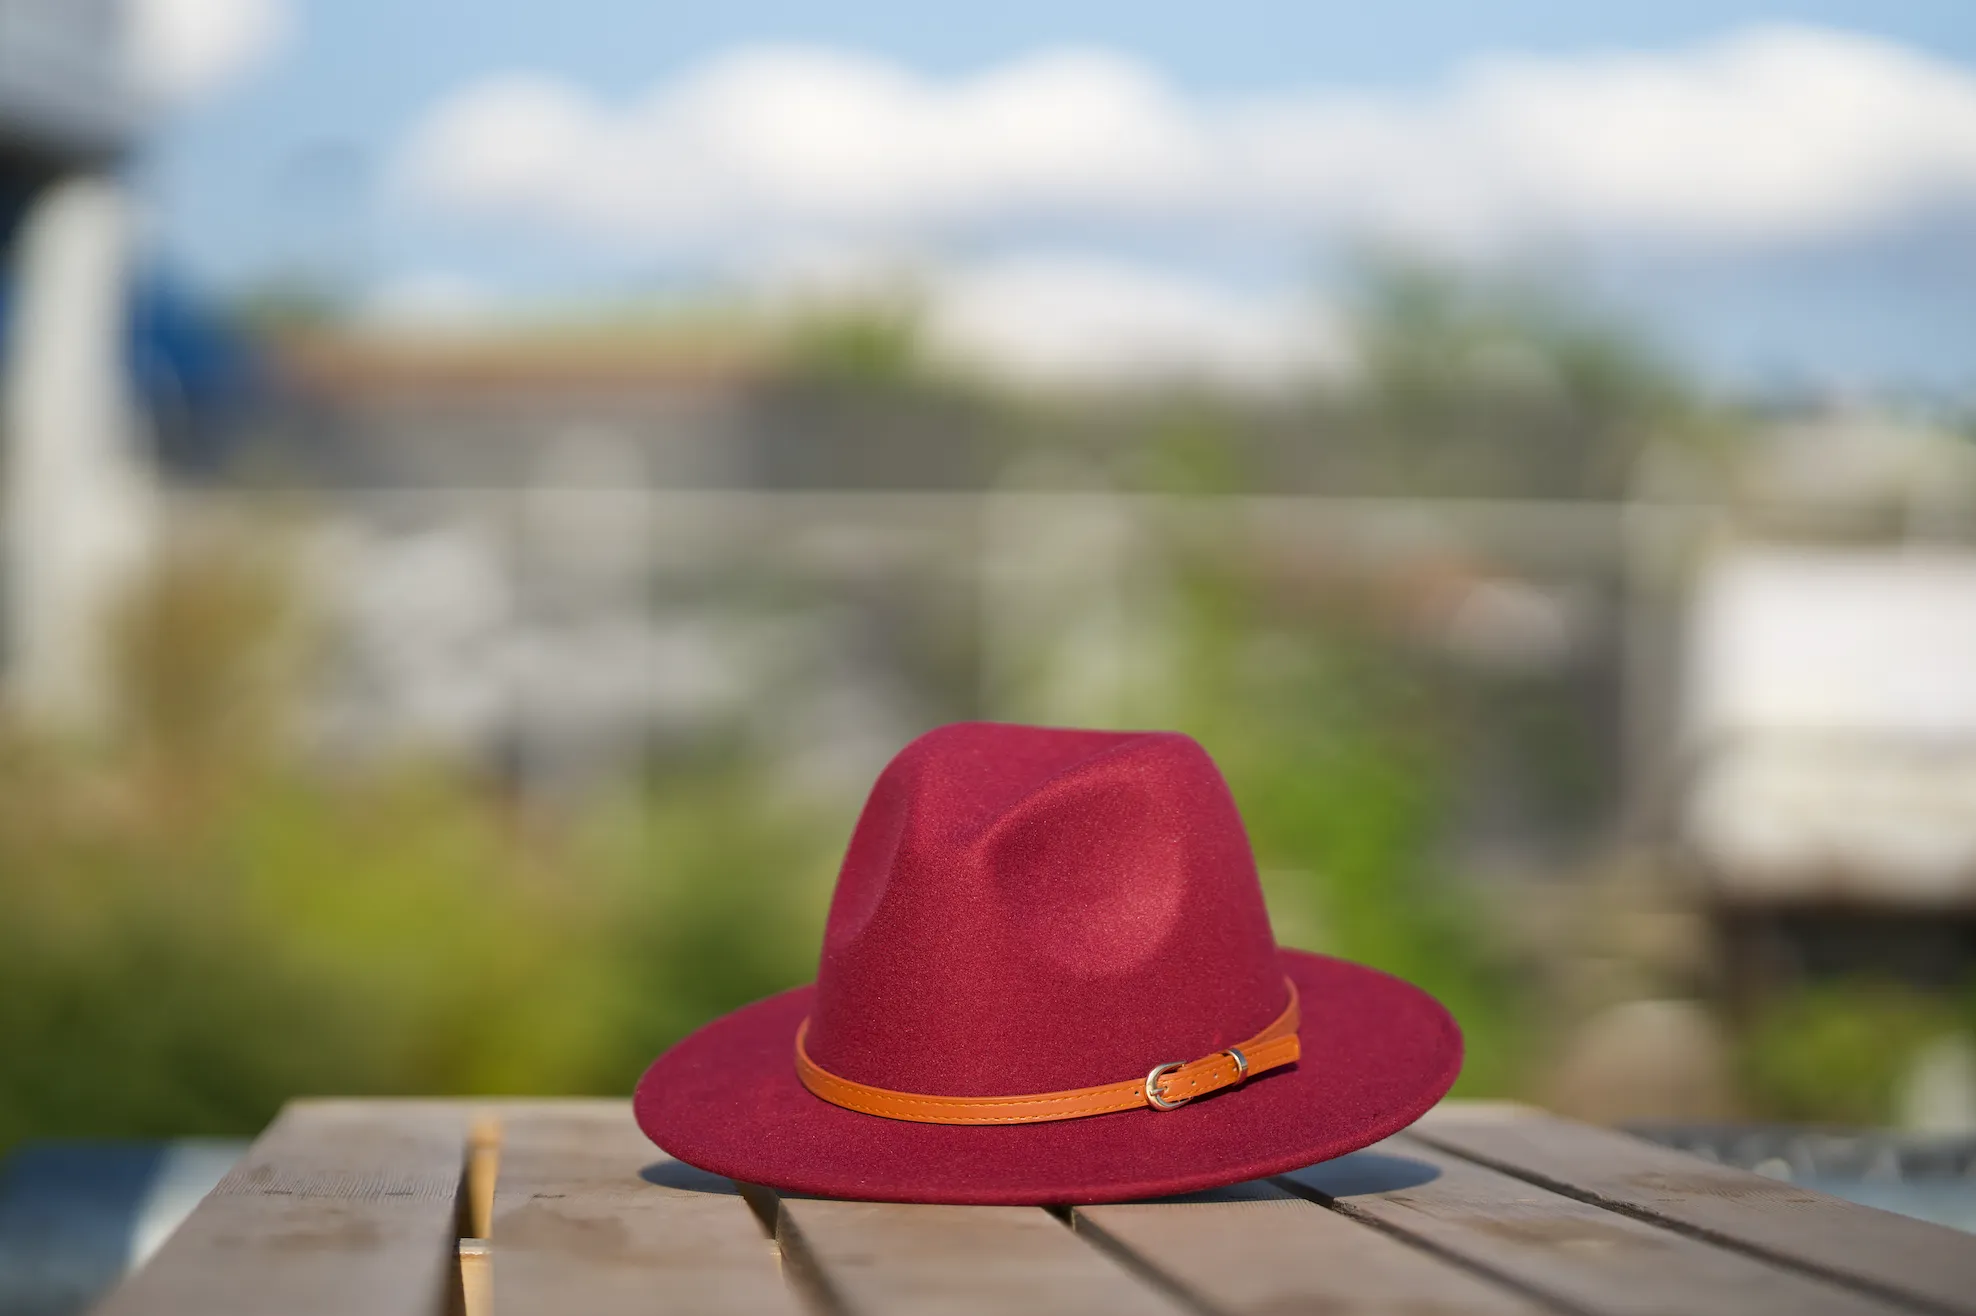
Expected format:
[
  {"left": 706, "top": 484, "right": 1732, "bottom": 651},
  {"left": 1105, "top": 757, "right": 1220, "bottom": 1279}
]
[{"left": 136, "top": 0, "right": 1976, "bottom": 391}]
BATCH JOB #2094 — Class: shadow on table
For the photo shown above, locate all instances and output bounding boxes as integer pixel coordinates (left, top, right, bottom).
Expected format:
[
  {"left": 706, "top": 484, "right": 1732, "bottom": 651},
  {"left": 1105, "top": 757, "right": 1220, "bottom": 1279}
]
[
  {"left": 637, "top": 1148, "right": 1442, "bottom": 1208},
  {"left": 1279, "top": 1151, "right": 1440, "bottom": 1199},
  {"left": 640, "top": 1159, "right": 748, "bottom": 1195},
  {"left": 1138, "top": 1152, "right": 1441, "bottom": 1205}
]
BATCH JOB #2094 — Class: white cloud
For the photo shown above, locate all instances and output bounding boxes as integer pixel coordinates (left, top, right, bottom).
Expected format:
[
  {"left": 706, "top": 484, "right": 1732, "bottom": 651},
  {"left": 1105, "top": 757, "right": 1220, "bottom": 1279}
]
[
  {"left": 920, "top": 255, "right": 1345, "bottom": 389},
  {"left": 129, "top": 0, "right": 292, "bottom": 106},
  {"left": 395, "top": 27, "right": 1976, "bottom": 256},
  {"left": 1441, "top": 29, "right": 1976, "bottom": 241},
  {"left": 394, "top": 48, "right": 1204, "bottom": 246}
]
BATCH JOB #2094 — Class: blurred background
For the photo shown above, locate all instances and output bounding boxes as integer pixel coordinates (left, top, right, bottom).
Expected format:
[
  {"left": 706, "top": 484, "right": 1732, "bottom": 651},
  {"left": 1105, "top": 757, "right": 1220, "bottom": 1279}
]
[{"left": 4, "top": 0, "right": 1976, "bottom": 1194}]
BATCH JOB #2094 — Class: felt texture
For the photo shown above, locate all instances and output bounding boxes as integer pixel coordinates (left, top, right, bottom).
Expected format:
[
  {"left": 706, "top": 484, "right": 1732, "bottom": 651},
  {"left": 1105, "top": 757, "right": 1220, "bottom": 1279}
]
[{"left": 634, "top": 721, "right": 1464, "bottom": 1204}]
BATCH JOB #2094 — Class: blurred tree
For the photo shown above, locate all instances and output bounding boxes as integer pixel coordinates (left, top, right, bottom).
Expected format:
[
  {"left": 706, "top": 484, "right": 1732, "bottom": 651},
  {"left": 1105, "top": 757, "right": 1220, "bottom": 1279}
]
[
  {"left": 1741, "top": 980, "right": 1972, "bottom": 1125},
  {"left": 228, "top": 275, "right": 351, "bottom": 333},
  {"left": 1344, "top": 256, "right": 1692, "bottom": 499},
  {"left": 777, "top": 295, "right": 927, "bottom": 389},
  {"left": 1151, "top": 548, "right": 1538, "bottom": 1098}
]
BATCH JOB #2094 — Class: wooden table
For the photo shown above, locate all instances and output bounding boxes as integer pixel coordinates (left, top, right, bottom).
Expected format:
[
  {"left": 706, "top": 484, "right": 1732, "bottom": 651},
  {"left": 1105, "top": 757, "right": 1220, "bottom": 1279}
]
[{"left": 92, "top": 1099, "right": 1976, "bottom": 1315}]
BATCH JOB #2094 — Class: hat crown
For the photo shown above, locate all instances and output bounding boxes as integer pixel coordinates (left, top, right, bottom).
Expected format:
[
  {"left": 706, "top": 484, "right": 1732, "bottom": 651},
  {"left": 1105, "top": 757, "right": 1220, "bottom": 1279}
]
[{"left": 806, "top": 722, "right": 1285, "bottom": 1096}]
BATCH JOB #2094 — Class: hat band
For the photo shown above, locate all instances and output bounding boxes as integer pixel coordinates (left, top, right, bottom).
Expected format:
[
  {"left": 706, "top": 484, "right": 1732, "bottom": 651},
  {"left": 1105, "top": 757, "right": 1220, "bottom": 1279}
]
[{"left": 792, "top": 978, "right": 1300, "bottom": 1125}]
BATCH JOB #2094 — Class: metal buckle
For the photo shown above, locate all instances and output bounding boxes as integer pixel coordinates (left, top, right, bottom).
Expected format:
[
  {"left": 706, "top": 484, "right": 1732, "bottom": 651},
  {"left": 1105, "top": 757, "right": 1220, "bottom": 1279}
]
[{"left": 1144, "top": 1062, "right": 1190, "bottom": 1110}]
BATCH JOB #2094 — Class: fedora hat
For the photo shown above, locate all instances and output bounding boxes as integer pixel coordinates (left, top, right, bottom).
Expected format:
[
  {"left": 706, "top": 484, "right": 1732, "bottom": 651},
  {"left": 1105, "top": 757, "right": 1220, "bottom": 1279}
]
[{"left": 635, "top": 722, "right": 1462, "bottom": 1204}]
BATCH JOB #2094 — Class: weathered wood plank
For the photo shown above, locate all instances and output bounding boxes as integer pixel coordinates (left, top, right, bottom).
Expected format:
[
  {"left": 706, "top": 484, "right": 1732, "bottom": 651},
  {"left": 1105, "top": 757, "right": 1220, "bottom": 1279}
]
[
  {"left": 94, "top": 1100, "right": 469, "bottom": 1316},
  {"left": 1413, "top": 1112, "right": 1976, "bottom": 1316},
  {"left": 776, "top": 1196, "right": 1193, "bottom": 1316},
  {"left": 1074, "top": 1177, "right": 1547, "bottom": 1315},
  {"left": 1279, "top": 1137, "right": 1913, "bottom": 1316},
  {"left": 489, "top": 1099, "right": 800, "bottom": 1316}
]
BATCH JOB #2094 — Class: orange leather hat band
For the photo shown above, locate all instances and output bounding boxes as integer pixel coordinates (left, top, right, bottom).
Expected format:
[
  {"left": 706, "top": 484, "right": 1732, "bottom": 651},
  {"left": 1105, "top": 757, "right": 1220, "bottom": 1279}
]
[{"left": 793, "top": 979, "right": 1300, "bottom": 1125}]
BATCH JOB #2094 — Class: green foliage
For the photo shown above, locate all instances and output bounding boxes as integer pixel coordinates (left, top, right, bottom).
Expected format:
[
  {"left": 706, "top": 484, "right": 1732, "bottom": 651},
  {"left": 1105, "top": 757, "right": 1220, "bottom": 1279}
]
[
  {"left": 1345, "top": 256, "right": 1694, "bottom": 497},
  {"left": 0, "top": 753, "right": 561, "bottom": 1149},
  {"left": 228, "top": 276, "right": 352, "bottom": 332},
  {"left": 0, "top": 545, "right": 846, "bottom": 1154},
  {"left": 0, "top": 737, "right": 844, "bottom": 1155},
  {"left": 567, "top": 775, "right": 838, "bottom": 1087},
  {"left": 777, "top": 297, "right": 928, "bottom": 387},
  {"left": 1149, "top": 556, "right": 1537, "bottom": 1098},
  {"left": 1740, "top": 980, "right": 1972, "bottom": 1125},
  {"left": 4, "top": 267, "right": 1962, "bottom": 1153}
]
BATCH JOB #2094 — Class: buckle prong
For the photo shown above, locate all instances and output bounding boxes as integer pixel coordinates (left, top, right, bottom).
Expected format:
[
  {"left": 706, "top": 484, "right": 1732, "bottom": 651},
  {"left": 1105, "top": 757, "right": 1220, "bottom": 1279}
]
[{"left": 1145, "top": 1061, "right": 1190, "bottom": 1110}]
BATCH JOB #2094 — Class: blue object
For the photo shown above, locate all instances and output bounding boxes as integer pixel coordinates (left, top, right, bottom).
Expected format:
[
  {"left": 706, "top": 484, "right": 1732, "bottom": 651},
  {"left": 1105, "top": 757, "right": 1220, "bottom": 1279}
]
[
  {"left": 0, "top": 1140, "right": 245, "bottom": 1316},
  {"left": 1630, "top": 1124, "right": 1976, "bottom": 1236},
  {"left": 0, "top": 257, "right": 262, "bottom": 477}
]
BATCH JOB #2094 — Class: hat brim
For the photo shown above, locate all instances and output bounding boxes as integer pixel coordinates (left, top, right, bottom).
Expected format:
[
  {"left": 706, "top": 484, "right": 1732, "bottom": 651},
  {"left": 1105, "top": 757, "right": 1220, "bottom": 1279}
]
[{"left": 634, "top": 950, "right": 1462, "bottom": 1205}]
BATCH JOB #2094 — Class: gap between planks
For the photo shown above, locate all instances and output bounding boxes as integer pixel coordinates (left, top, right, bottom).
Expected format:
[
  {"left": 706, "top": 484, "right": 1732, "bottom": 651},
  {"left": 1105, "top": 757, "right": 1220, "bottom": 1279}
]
[
  {"left": 461, "top": 1108, "right": 1976, "bottom": 1316},
  {"left": 1070, "top": 1177, "right": 1558, "bottom": 1316},
  {"left": 770, "top": 1192, "right": 1197, "bottom": 1316},
  {"left": 1277, "top": 1132, "right": 1929, "bottom": 1316},
  {"left": 466, "top": 1103, "right": 1497, "bottom": 1316},
  {"left": 1409, "top": 1111, "right": 1976, "bottom": 1316},
  {"left": 107, "top": 1099, "right": 1969, "bottom": 1316},
  {"left": 475, "top": 1101, "right": 800, "bottom": 1316},
  {"left": 466, "top": 1102, "right": 1217, "bottom": 1316}
]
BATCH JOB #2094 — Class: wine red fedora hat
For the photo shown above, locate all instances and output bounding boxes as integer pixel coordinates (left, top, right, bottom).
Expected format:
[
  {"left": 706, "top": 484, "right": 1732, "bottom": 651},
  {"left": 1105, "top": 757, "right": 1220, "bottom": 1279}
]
[{"left": 635, "top": 722, "right": 1462, "bottom": 1204}]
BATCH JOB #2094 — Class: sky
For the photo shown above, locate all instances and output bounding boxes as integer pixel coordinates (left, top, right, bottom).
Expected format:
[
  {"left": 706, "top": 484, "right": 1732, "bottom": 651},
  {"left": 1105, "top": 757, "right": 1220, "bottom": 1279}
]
[{"left": 128, "top": 0, "right": 1976, "bottom": 392}]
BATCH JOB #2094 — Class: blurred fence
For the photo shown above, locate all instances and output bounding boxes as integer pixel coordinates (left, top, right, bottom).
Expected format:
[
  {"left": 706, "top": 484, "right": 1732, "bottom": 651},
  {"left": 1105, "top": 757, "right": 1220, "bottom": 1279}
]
[
  {"left": 221, "top": 486, "right": 1663, "bottom": 837},
  {"left": 112, "top": 472, "right": 1976, "bottom": 920}
]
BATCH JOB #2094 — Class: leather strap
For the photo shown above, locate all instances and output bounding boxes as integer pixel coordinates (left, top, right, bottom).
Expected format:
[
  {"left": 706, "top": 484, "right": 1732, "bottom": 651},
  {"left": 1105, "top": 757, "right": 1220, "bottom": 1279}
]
[{"left": 794, "top": 979, "right": 1300, "bottom": 1125}]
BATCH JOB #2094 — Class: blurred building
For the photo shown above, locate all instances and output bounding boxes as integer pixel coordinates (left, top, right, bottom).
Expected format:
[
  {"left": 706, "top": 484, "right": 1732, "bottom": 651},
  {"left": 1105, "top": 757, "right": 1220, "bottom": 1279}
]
[{"left": 1654, "top": 412, "right": 1976, "bottom": 1005}]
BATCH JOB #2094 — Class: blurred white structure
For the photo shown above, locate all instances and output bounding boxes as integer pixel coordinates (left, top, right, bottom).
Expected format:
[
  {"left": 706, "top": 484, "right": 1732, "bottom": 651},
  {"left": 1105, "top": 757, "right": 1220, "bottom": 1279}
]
[
  {"left": 2, "top": 174, "right": 156, "bottom": 732},
  {"left": 1674, "top": 393, "right": 1976, "bottom": 914},
  {"left": 1899, "top": 1034, "right": 1976, "bottom": 1135},
  {"left": 1, "top": 0, "right": 150, "bottom": 734},
  {"left": 1683, "top": 546, "right": 1976, "bottom": 903}
]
